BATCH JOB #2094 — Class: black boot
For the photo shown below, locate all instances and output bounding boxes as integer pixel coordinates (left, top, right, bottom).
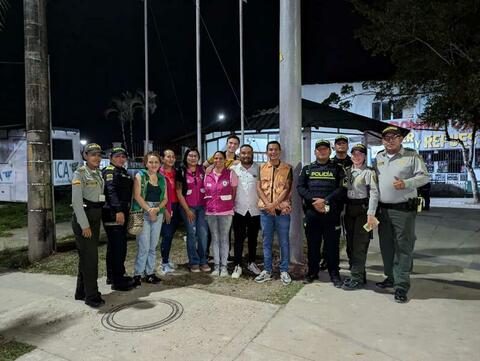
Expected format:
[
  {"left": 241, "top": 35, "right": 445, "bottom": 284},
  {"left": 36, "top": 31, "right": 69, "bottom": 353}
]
[
  {"left": 394, "top": 289, "right": 408, "bottom": 303},
  {"left": 145, "top": 274, "right": 161, "bottom": 284},
  {"left": 330, "top": 272, "right": 343, "bottom": 288},
  {"left": 133, "top": 275, "right": 142, "bottom": 287},
  {"left": 85, "top": 293, "right": 105, "bottom": 308},
  {"left": 376, "top": 278, "right": 394, "bottom": 289}
]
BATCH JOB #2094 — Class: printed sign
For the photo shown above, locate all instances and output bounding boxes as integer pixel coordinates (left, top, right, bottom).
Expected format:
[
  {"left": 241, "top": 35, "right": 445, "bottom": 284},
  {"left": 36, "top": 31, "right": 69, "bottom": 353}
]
[
  {"left": 0, "top": 167, "right": 14, "bottom": 184},
  {"left": 53, "top": 160, "right": 80, "bottom": 186}
]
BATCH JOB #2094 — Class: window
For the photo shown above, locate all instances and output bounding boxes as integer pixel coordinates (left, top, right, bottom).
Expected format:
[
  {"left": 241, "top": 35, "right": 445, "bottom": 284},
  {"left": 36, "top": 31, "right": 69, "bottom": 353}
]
[
  {"left": 52, "top": 139, "right": 73, "bottom": 160},
  {"left": 372, "top": 101, "right": 403, "bottom": 121}
]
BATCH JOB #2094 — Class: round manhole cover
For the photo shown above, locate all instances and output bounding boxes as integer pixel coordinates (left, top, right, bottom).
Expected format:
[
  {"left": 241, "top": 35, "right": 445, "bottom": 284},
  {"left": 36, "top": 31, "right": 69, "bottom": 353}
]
[{"left": 101, "top": 298, "right": 183, "bottom": 332}]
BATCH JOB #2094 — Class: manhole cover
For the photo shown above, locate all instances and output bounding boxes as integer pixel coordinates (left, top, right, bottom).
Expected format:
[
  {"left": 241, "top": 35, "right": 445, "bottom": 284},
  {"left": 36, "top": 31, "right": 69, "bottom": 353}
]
[{"left": 101, "top": 298, "right": 183, "bottom": 332}]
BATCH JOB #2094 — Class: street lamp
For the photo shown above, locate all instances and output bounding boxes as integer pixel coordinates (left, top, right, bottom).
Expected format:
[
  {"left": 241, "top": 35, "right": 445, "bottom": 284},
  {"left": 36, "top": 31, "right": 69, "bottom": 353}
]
[
  {"left": 218, "top": 113, "right": 225, "bottom": 121},
  {"left": 80, "top": 139, "right": 87, "bottom": 146}
]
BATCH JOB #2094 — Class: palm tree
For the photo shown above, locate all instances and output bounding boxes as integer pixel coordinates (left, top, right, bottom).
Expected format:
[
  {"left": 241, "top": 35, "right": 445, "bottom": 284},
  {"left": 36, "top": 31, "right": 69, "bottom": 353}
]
[
  {"left": 104, "top": 91, "right": 143, "bottom": 158},
  {"left": 136, "top": 90, "right": 158, "bottom": 149},
  {"left": 0, "top": 0, "right": 9, "bottom": 30}
]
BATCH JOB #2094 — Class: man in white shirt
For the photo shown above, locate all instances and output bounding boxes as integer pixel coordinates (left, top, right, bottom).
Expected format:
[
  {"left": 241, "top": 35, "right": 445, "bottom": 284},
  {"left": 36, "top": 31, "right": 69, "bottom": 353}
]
[{"left": 230, "top": 144, "right": 262, "bottom": 278}]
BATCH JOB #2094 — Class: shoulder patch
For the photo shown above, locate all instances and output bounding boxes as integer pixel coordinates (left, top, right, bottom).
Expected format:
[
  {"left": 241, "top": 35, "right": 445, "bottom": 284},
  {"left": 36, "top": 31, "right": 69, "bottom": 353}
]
[
  {"left": 72, "top": 179, "right": 81, "bottom": 186},
  {"left": 76, "top": 165, "right": 86, "bottom": 173},
  {"left": 105, "top": 165, "right": 115, "bottom": 170},
  {"left": 105, "top": 174, "right": 114, "bottom": 181}
]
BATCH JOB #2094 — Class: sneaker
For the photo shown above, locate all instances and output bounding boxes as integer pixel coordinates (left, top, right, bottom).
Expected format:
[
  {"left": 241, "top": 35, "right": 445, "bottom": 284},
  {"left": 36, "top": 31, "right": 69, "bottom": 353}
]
[
  {"left": 342, "top": 278, "right": 363, "bottom": 291},
  {"left": 161, "top": 263, "right": 174, "bottom": 275},
  {"left": 303, "top": 274, "right": 319, "bottom": 284},
  {"left": 200, "top": 264, "right": 211, "bottom": 272},
  {"left": 133, "top": 275, "right": 142, "bottom": 287},
  {"left": 376, "top": 278, "right": 394, "bottom": 289},
  {"left": 280, "top": 271, "right": 292, "bottom": 285},
  {"left": 394, "top": 289, "right": 408, "bottom": 303},
  {"left": 212, "top": 265, "right": 220, "bottom": 276},
  {"left": 254, "top": 270, "right": 272, "bottom": 284},
  {"left": 220, "top": 266, "right": 229, "bottom": 277},
  {"left": 190, "top": 265, "right": 201, "bottom": 273},
  {"left": 247, "top": 262, "right": 261, "bottom": 275},
  {"left": 231, "top": 265, "right": 242, "bottom": 279},
  {"left": 145, "top": 274, "right": 161, "bottom": 284},
  {"left": 85, "top": 294, "right": 105, "bottom": 308}
]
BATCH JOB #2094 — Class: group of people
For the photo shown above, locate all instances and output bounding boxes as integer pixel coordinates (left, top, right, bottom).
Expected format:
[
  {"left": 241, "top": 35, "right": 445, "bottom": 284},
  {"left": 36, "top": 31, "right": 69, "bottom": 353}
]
[{"left": 71, "top": 125, "right": 429, "bottom": 308}]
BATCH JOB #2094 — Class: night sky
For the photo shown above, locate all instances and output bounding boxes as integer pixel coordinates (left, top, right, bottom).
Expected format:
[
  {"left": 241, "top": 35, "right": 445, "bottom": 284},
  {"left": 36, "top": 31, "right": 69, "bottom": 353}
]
[{"left": 0, "top": 0, "right": 393, "bottom": 146}]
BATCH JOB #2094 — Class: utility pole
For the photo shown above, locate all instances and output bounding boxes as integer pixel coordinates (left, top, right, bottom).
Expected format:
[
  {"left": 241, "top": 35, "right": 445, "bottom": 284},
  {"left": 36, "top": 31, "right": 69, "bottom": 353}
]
[
  {"left": 239, "top": 0, "right": 245, "bottom": 144},
  {"left": 144, "top": 0, "right": 149, "bottom": 153},
  {"left": 279, "top": 0, "right": 303, "bottom": 263},
  {"left": 24, "top": 0, "right": 55, "bottom": 261},
  {"left": 196, "top": 0, "right": 202, "bottom": 155}
]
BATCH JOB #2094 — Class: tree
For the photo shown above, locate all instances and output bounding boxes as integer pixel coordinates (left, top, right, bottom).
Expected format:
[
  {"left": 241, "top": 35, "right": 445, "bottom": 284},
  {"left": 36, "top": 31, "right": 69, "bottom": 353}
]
[
  {"left": 105, "top": 91, "right": 143, "bottom": 158},
  {"left": 326, "top": 0, "right": 480, "bottom": 202}
]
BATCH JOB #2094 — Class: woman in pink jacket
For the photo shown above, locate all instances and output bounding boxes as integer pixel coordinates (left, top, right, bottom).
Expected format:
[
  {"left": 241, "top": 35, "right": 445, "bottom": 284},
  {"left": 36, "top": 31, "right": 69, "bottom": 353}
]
[{"left": 204, "top": 151, "right": 238, "bottom": 277}]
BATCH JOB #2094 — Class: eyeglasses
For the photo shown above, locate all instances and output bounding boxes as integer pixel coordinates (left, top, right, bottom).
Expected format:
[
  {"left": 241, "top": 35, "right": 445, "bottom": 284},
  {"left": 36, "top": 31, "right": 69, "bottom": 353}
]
[{"left": 382, "top": 134, "right": 400, "bottom": 141}]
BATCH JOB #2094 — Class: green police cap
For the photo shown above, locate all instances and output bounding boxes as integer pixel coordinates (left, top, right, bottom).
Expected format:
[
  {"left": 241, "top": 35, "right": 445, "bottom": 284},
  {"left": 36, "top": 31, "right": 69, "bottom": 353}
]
[
  {"left": 110, "top": 147, "right": 128, "bottom": 157},
  {"left": 382, "top": 126, "right": 402, "bottom": 136},
  {"left": 351, "top": 143, "right": 367, "bottom": 154},
  {"left": 334, "top": 135, "right": 349, "bottom": 143},
  {"left": 315, "top": 139, "right": 331, "bottom": 149},
  {"left": 83, "top": 143, "right": 102, "bottom": 155}
]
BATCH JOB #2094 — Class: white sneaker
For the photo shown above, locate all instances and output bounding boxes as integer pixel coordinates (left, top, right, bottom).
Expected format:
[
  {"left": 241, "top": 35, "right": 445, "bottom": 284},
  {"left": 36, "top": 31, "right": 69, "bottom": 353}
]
[
  {"left": 161, "top": 263, "right": 174, "bottom": 275},
  {"left": 247, "top": 262, "right": 261, "bottom": 275},
  {"left": 220, "top": 266, "right": 229, "bottom": 277},
  {"left": 212, "top": 265, "right": 220, "bottom": 277},
  {"left": 231, "top": 265, "right": 242, "bottom": 279},
  {"left": 254, "top": 270, "right": 272, "bottom": 283},
  {"left": 280, "top": 271, "right": 292, "bottom": 285}
]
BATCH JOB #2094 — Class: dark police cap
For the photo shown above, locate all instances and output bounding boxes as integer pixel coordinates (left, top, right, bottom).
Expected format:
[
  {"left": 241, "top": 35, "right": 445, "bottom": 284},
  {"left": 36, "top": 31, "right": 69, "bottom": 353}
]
[
  {"left": 110, "top": 147, "right": 128, "bottom": 157},
  {"left": 83, "top": 143, "right": 102, "bottom": 155},
  {"left": 382, "top": 126, "right": 402, "bottom": 136},
  {"left": 334, "top": 135, "right": 349, "bottom": 143},
  {"left": 351, "top": 143, "right": 367, "bottom": 154},
  {"left": 315, "top": 139, "right": 331, "bottom": 149}
]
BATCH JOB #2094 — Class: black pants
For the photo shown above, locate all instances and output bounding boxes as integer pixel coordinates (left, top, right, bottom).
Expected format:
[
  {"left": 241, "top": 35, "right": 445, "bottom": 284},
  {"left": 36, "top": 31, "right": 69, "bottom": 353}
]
[
  {"left": 232, "top": 212, "right": 260, "bottom": 266},
  {"left": 305, "top": 208, "right": 340, "bottom": 275},
  {"left": 344, "top": 204, "right": 370, "bottom": 282},
  {"left": 105, "top": 222, "right": 128, "bottom": 285},
  {"left": 72, "top": 208, "right": 102, "bottom": 300}
]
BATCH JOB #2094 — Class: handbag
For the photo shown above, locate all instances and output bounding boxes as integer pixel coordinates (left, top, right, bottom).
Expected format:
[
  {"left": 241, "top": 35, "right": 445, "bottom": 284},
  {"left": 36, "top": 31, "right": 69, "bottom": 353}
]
[{"left": 127, "top": 209, "right": 144, "bottom": 235}]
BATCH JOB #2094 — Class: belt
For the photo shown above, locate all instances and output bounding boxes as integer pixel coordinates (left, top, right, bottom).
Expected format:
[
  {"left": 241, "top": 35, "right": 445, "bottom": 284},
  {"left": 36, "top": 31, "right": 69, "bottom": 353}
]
[
  {"left": 83, "top": 199, "right": 104, "bottom": 209},
  {"left": 379, "top": 202, "right": 409, "bottom": 211},
  {"left": 347, "top": 198, "right": 368, "bottom": 206}
]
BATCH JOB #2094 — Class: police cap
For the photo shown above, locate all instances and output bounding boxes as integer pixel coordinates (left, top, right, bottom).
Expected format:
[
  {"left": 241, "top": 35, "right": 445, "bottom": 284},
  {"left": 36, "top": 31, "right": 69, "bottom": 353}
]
[
  {"left": 351, "top": 143, "right": 367, "bottom": 154},
  {"left": 382, "top": 126, "right": 402, "bottom": 136},
  {"left": 334, "top": 135, "right": 349, "bottom": 144},
  {"left": 110, "top": 146, "right": 128, "bottom": 158},
  {"left": 83, "top": 143, "right": 102, "bottom": 155},
  {"left": 315, "top": 139, "right": 331, "bottom": 149}
]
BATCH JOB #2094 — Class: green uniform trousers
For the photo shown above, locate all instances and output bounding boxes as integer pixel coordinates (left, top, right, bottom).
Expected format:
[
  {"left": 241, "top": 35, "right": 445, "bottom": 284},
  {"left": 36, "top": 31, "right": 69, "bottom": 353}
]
[
  {"left": 378, "top": 207, "right": 416, "bottom": 291},
  {"left": 344, "top": 204, "right": 370, "bottom": 282},
  {"left": 72, "top": 207, "right": 102, "bottom": 299}
]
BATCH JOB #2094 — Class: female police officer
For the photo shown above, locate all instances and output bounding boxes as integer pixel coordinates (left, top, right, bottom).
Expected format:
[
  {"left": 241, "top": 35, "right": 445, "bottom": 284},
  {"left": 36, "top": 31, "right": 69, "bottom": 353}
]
[
  {"left": 72, "top": 143, "right": 106, "bottom": 308},
  {"left": 342, "top": 143, "right": 379, "bottom": 290}
]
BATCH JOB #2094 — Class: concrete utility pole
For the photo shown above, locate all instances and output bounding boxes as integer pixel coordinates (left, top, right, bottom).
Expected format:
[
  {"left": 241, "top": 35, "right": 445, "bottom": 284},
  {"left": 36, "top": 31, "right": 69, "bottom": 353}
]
[
  {"left": 24, "top": 0, "right": 55, "bottom": 261},
  {"left": 279, "top": 0, "right": 303, "bottom": 263},
  {"left": 196, "top": 0, "right": 202, "bottom": 155},
  {"left": 144, "top": 0, "right": 149, "bottom": 154}
]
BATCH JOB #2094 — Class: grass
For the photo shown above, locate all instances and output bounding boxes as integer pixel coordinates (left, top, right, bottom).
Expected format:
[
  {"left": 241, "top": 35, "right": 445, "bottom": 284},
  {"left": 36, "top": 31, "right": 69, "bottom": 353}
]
[
  {"left": 0, "top": 338, "right": 35, "bottom": 361},
  {"left": 0, "top": 197, "right": 72, "bottom": 237}
]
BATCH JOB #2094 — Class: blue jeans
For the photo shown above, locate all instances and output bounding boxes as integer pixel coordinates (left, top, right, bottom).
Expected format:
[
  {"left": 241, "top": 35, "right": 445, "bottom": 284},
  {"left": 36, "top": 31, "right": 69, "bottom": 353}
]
[
  {"left": 260, "top": 211, "right": 290, "bottom": 273},
  {"left": 160, "top": 202, "right": 180, "bottom": 264},
  {"left": 134, "top": 202, "right": 164, "bottom": 276},
  {"left": 180, "top": 205, "right": 208, "bottom": 266}
]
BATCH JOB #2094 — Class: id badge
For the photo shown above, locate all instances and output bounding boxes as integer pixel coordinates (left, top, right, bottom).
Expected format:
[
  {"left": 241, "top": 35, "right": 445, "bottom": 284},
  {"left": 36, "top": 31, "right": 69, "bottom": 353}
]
[{"left": 99, "top": 194, "right": 106, "bottom": 202}]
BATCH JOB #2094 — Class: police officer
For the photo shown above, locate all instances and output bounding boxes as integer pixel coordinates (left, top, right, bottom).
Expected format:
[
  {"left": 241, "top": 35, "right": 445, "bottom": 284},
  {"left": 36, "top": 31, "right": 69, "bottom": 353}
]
[
  {"left": 102, "top": 147, "right": 134, "bottom": 291},
  {"left": 375, "top": 126, "right": 429, "bottom": 303},
  {"left": 319, "top": 134, "right": 353, "bottom": 271},
  {"left": 298, "top": 139, "right": 347, "bottom": 287},
  {"left": 72, "top": 143, "right": 105, "bottom": 308},
  {"left": 342, "top": 144, "right": 379, "bottom": 290}
]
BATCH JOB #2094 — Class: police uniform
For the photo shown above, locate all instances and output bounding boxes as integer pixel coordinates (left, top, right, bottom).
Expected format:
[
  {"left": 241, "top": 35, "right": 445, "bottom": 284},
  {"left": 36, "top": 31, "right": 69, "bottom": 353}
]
[
  {"left": 374, "top": 126, "right": 429, "bottom": 302},
  {"left": 297, "top": 140, "right": 347, "bottom": 286},
  {"left": 72, "top": 143, "right": 105, "bottom": 306},
  {"left": 343, "top": 144, "right": 379, "bottom": 289},
  {"left": 102, "top": 147, "right": 133, "bottom": 290}
]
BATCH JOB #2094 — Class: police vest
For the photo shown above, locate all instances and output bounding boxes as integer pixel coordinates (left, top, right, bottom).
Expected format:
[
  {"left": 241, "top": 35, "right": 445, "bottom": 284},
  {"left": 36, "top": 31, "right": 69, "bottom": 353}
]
[{"left": 305, "top": 161, "right": 343, "bottom": 199}]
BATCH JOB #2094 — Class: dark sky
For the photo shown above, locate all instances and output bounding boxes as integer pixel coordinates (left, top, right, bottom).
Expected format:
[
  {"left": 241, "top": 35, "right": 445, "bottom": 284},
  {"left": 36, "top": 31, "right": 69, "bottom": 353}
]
[{"left": 0, "top": 0, "right": 393, "bottom": 146}]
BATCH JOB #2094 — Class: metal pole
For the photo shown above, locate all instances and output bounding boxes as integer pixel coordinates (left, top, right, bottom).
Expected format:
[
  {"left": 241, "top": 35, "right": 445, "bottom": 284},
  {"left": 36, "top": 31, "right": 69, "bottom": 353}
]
[
  {"left": 239, "top": 0, "right": 245, "bottom": 144},
  {"left": 279, "top": 0, "right": 303, "bottom": 264},
  {"left": 24, "top": 0, "right": 55, "bottom": 261},
  {"left": 196, "top": 0, "right": 202, "bottom": 154},
  {"left": 144, "top": 0, "right": 149, "bottom": 154}
]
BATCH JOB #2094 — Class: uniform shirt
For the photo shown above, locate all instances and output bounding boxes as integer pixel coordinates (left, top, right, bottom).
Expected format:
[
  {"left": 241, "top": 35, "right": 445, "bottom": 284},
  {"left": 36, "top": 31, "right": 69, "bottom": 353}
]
[
  {"left": 72, "top": 165, "right": 105, "bottom": 229},
  {"left": 374, "top": 146, "right": 429, "bottom": 204},
  {"left": 102, "top": 163, "right": 133, "bottom": 213},
  {"left": 297, "top": 160, "right": 347, "bottom": 211},
  {"left": 231, "top": 162, "right": 260, "bottom": 216},
  {"left": 332, "top": 154, "right": 353, "bottom": 168},
  {"left": 346, "top": 164, "right": 379, "bottom": 216}
]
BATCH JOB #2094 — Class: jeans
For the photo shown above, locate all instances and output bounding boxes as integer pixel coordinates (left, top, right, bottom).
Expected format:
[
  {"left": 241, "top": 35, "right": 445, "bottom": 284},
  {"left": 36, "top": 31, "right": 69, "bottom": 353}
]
[
  {"left": 160, "top": 202, "right": 180, "bottom": 264},
  {"left": 260, "top": 211, "right": 290, "bottom": 273},
  {"left": 134, "top": 202, "right": 164, "bottom": 276},
  {"left": 206, "top": 215, "right": 233, "bottom": 267},
  {"left": 233, "top": 212, "right": 260, "bottom": 266},
  {"left": 180, "top": 205, "right": 208, "bottom": 266}
]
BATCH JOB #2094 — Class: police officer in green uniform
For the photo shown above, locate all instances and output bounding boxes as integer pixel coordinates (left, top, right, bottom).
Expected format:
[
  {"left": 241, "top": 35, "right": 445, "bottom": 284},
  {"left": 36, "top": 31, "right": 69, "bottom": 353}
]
[
  {"left": 374, "top": 126, "right": 429, "bottom": 303},
  {"left": 102, "top": 147, "right": 134, "bottom": 291},
  {"left": 298, "top": 139, "right": 348, "bottom": 287},
  {"left": 72, "top": 143, "right": 106, "bottom": 308},
  {"left": 342, "top": 144, "right": 379, "bottom": 290}
]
